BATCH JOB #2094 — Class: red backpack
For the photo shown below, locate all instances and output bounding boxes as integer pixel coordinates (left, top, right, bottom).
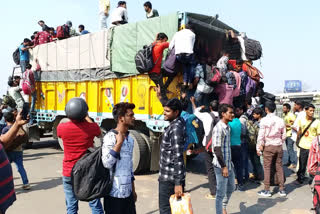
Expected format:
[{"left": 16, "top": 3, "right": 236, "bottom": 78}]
[
  {"left": 242, "top": 62, "right": 264, "bottom": 83},
  {"left": 56, "top": 25, "right": 70, "bottom": 39},
  {"left": 205, "top": 66, "right": 221, "bottom": 87},
  {"left": 312, "top": 136, "right": 320, "bottom": 213}
]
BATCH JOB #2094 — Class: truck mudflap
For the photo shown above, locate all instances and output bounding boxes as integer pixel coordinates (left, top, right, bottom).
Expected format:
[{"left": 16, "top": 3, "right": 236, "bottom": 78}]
[{"left": 27, "top": 125, "right": 40, "bottom": 142}]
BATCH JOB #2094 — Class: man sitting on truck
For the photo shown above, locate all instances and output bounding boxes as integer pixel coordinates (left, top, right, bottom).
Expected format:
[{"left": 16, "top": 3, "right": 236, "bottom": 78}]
[
  {"left": 110, "top": 1, "right": 128, "bottom": 27},
  {"left": 143, "top": 1, "right": 159, "bottom": 19}
]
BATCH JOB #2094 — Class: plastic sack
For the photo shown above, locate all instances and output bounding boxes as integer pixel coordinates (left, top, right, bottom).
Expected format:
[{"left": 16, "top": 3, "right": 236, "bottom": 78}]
[{"left": 169, "top": 193, "right": 193, "bottom": 214}]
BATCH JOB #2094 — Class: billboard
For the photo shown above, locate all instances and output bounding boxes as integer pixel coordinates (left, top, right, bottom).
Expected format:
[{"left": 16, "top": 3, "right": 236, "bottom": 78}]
[{"left": 284, "top": 80, "right": 302, "bottom": 93}]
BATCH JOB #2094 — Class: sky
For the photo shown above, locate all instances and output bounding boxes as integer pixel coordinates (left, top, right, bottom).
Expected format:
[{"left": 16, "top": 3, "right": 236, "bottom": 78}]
[{"left": 0, "top": 0, "right": 319, "bottom": 96}]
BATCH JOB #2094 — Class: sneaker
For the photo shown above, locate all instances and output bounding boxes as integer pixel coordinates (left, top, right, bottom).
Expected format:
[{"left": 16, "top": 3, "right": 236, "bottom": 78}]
[
  {"left": 288, "top": 164, "right": 297, "bottom": 169},
  {"left": 22, "top": 184, "right": 31, "bottom": 190},
  {"left": 294, "top": 179, "right": 303, "bottom": 185},
  {"left": 258, "top": 190, "right": 272, "bottom": 197},
  {"left": 237, "top": 184, "right": 245, "bottom": 192},
  {"left": 205, "top": 194, "right": 216, "bottom": 200},
  {"left": 278, "top": 190, "right": 287, "bottom": 197}
]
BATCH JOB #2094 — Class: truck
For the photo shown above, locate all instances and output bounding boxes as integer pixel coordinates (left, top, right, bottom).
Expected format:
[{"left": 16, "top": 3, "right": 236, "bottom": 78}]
[{"left": 26, "top": 12, "right": 247, "bottom": 173}]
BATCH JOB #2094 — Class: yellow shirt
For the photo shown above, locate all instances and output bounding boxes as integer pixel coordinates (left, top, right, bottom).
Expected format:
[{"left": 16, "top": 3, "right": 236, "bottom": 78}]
[
  {"left": 298, "top": 117, "right": 320, "bottom": 150},
  {"left": 283, "top": 112, "right": 296, "bottom": 137}
]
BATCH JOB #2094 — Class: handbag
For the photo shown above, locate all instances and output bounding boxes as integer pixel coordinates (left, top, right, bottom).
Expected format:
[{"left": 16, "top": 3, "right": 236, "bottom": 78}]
[
  {"left": 170, "top": 193, "right": 193, "bottom": 214},
  {"left": 296, "top": 118, "right": 316, "bottom": 148}
]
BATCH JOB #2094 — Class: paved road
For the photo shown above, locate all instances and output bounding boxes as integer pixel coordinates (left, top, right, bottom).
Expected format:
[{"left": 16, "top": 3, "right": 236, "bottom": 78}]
[{"left": 7, "top": 137, "right": 313, "bottom": 214}]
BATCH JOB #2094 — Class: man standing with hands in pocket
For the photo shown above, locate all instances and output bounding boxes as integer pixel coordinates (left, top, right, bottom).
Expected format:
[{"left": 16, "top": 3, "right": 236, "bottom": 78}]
[
  {"left": 102, "top": 102, "right": 137, "bottom": 214},
  {"left": 211, "top": 104, "right": 235, "bottom": 214},
  {"left": 156, "top": 88, "right": 186, "bottom": 214}
]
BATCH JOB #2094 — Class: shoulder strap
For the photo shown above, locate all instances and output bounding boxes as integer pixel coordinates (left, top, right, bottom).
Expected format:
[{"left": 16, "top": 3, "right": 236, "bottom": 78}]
[{"left": 301, "top": 118, "right": 316, "bottom": 139}]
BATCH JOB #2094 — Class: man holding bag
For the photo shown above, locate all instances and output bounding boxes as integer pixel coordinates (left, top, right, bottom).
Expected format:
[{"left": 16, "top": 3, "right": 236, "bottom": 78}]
[
  {"left": 296, "top": 103, "right": 320, "bottom": 184},
  {"left": 155, "top": 91, "right": 186, "bottom": 214}
]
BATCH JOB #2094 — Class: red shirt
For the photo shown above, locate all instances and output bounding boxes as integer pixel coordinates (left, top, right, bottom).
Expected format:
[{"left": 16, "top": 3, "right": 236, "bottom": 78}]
[
  {"left": 35, "top": 31, "right": 53, "bottom": 46},
  {"left": 57, "top": 121, "right": 101, "bottom": 177},
  {"left": 149, "top": 42, "right": 169, "bottom": 74}
]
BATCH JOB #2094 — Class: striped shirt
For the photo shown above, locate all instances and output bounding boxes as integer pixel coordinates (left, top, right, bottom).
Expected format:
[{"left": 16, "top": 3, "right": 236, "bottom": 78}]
[
  {"left": 212, "top": 120, "right": 232, "bottom": 170},
  {"left": 0, "top": 143, "right": 16, "bottom": 213}
]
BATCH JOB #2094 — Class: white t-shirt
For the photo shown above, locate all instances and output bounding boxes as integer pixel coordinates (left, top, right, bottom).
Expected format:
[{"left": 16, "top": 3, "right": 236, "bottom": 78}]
[
  {"left": 169, "top": 29, "right": 195, "bottom": 55},
  {"left": 291, "top": 110, "right": 306, "bottom": 141},
  {"left": 193, "top": 107, "right": 219, "bottom": 146},
  {"left": 110, "top": 7, "right": 128, "bottom": 25}
]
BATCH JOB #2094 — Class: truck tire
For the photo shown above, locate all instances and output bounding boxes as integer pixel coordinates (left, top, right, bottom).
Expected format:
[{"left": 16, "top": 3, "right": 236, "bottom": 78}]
[
  {"left": 139, "top": 133, "right": 153, "bottom": 171},
  {"left": 57, "top": 118, "right": 71, "bottom": 150},
  {"left": 149, "top": 130, "right": 161, "bottom": 172},
  {"left": 130, "top": 130, "right": 149, "bottom": 174}
]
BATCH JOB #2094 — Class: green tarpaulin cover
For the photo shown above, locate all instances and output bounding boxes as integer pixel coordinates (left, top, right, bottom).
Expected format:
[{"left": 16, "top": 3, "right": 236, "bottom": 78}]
[{"left": 111, "top": 12, "right": 179, "bottom": 74}]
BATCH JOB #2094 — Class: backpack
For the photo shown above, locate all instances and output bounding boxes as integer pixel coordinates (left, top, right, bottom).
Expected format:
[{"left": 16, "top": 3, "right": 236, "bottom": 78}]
[
  {"left": 4, "top": 127, "right": 28, "bottom": 152},
  {"left": 13, "top": 48, "right": 20, "bottom": 65},
  {"left": 245, "top": 77, "right": 257, "bottom": 98},
  {"left": 2, "top": 95, "right": 17, "bottom": 109},
  {"left": 205, "top": 66, "right": 221, "bottom": 87},
  {"left": 262, "top": 92, "right": 276, "bottom": 104},
  {"left": 56, "top": 25, "right": 70, "bottom": 39},
  {"left": 135, "top": 44, "right": 158, "bottom": 74},
  {"left": 22, "top": 70, "right": 32, "bottom": 95},
  {"left": 242, "top": 62, "right": 264, "bottom": 83},
  {"left": 246, "top": 120, "right": 259, "bottom": 151},
  {"left": 71, "top": 130, "right": 116, "bottom": 201},
  {"left": 244, "top": 38, "right": 262, "bottom": 60},
  {"left": 163, "top": 47, "right": 177, "bottom": 74},
  {"left": 205, "top": 113, "right": 219, "bottom": 152}
]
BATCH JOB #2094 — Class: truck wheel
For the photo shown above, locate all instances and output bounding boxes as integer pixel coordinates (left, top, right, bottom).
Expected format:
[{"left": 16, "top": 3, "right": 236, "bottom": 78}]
[
  {"left": 149, "top": 130, "right": 161, "bottom": 172},
  {"left": 57, "top": 118, "right": 70, "bottom": 151},
  {"left": 139, "top": 133, "right": 152, "bottom": 171},
  {"left": 130, "top": 130, "right": 149, "bottom": 174}
]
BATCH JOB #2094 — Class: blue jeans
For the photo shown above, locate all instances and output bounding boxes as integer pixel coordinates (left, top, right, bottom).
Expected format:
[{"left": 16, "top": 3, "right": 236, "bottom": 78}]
[
  {"left": 20, "top": 60, "right": 29, "bottom": 73},
  {"left": 241, "top": 142, "right": 249, "bottom": 181},
  {"left": 29, "top": 91, "right": 37, "bottom": 125},
  {"left": 176, "top": 54, "right": 195, "bottom": 84},
  {"left": 62, "top": 176, "right": 104, "bottom": 214},
  {"left": 215, "top": 166, "right": 235, "bottom": 214},
  {"left": 7, "top": 151, "right": 29, "bottom": 185},
  {"left": 286, "top": 137, "right": 297, "bottom": 165}
]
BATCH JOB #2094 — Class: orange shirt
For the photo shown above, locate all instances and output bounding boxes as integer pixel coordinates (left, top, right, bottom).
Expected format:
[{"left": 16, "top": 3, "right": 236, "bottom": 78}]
[{"left": 149, "top": 42, "right": 169, "bottom": 74}]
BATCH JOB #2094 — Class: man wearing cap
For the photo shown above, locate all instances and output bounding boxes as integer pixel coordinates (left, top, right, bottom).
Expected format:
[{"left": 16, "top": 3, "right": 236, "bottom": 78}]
[{"left": 57, "top": 98, "right": 103, "bottom": 214}]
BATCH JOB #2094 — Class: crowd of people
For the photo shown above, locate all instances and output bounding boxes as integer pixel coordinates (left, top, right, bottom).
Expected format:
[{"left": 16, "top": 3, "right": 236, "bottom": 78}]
[{"left": 1, "top": 1, "right": 320, "bottom": 214}]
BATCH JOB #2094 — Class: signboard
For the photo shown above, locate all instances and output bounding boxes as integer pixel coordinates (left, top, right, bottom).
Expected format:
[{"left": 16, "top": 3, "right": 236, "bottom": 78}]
[{"left": 284, "top": 80, "right": 302, "bottom": 93}]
